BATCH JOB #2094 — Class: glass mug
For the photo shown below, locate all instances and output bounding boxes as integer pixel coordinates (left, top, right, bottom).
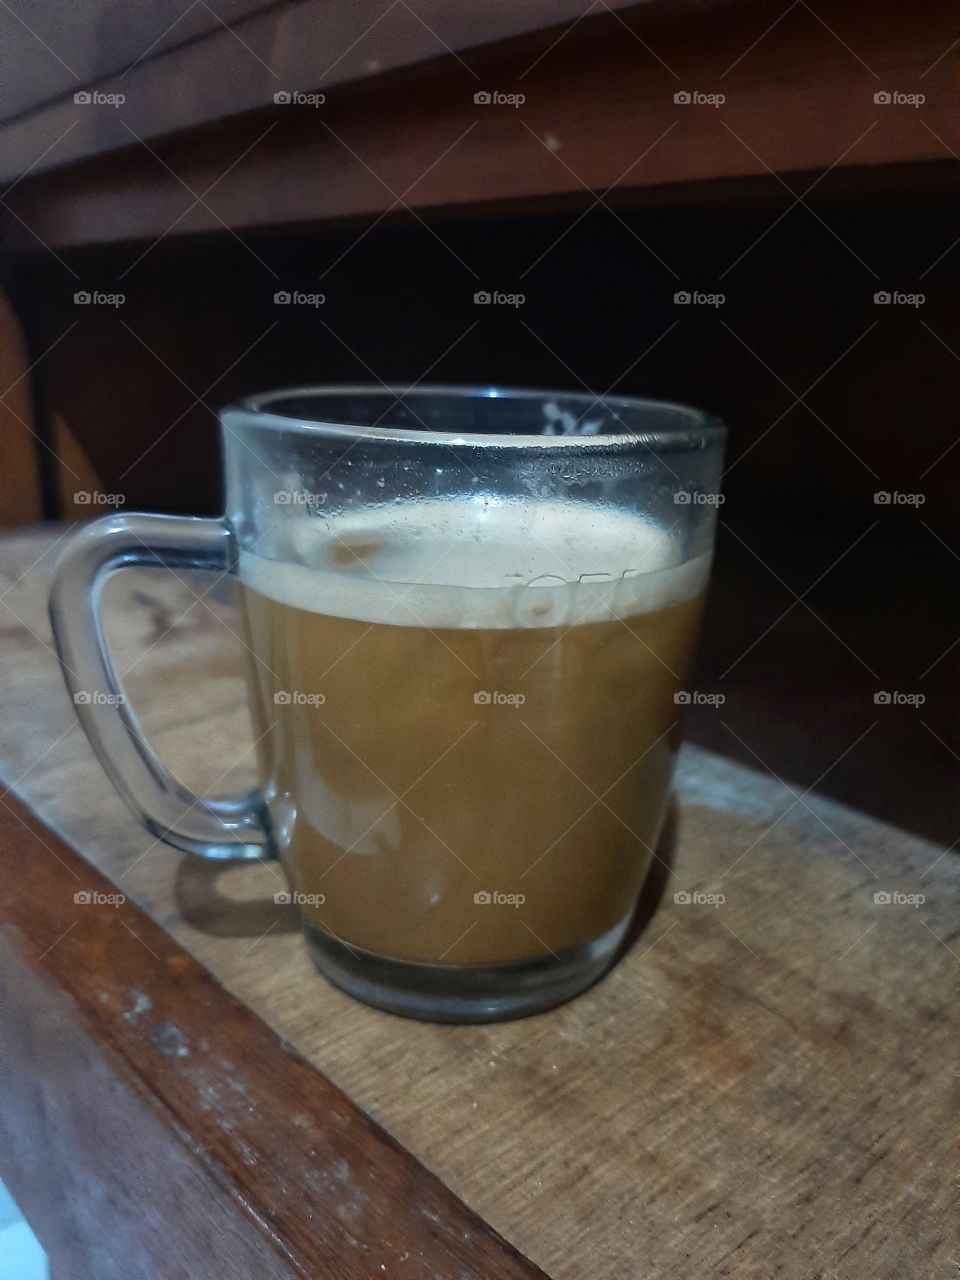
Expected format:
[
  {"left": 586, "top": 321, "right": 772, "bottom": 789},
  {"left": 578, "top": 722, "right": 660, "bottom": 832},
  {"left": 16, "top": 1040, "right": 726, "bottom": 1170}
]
[{"left": 50, "top": 386, "right": 725, "bottom": 1022}]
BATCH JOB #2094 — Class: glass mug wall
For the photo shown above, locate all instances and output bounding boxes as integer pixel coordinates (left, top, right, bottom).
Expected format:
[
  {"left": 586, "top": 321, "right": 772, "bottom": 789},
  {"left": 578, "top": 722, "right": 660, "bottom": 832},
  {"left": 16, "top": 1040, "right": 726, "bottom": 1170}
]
[{"left": 51, "top": 387, "right": 725, "bottom": 1022}]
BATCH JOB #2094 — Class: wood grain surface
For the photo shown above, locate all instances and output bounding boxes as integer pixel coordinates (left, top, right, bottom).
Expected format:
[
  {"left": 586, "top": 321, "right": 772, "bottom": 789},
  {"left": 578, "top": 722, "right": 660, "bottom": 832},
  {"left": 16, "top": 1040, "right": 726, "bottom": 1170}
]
[
  {"left": 0, "top": 526, "right": 954, "bottom": 1279},
  {"left": 0, "top": 790, "right": 549, "bottom": 1280}
]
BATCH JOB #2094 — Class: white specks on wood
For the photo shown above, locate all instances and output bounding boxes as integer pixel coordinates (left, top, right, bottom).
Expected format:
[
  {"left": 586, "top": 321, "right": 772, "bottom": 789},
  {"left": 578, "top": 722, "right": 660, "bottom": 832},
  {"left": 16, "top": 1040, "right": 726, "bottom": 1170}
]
[
  {"left": 151, "top": 1022, "right": 189, "bottom": 1058},
  {"left": 122, "top": 989, "right": 152, "bottom": 1022}
]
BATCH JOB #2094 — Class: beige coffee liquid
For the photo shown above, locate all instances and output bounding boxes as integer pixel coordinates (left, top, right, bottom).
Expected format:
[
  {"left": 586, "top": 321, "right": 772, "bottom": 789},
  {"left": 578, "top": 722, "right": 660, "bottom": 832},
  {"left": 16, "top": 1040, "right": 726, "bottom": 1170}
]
[{"left": 239, "top": 500, "right": 707, "bottom": 966}]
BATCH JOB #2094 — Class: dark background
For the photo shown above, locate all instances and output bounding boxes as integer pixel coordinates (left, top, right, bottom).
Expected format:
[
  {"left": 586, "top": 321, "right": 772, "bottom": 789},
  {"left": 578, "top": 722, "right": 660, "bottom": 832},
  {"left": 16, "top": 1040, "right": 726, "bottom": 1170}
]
[{"left": 9, "top": 182, "right": 959, "bottom": 843}]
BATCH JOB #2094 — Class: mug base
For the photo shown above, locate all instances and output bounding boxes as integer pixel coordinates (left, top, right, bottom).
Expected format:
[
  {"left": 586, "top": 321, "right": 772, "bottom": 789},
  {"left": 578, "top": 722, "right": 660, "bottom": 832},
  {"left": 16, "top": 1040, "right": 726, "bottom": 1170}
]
[{"left": 303, "top": 916, "right": 631, "bottom": 1023}]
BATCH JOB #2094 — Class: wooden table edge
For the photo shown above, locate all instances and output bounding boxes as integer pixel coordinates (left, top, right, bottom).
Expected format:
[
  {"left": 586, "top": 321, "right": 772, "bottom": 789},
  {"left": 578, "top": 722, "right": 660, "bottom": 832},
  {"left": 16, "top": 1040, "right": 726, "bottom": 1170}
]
[{"left": 0, "top": 788, "right": 551, "bottom": 1280}]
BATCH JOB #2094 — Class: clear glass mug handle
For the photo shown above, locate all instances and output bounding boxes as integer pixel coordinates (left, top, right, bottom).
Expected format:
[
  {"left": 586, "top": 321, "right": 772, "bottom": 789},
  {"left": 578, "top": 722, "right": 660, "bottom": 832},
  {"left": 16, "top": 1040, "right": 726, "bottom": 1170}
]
[{"left": 49, "top": 512, "right": 272, "bottom": 861}]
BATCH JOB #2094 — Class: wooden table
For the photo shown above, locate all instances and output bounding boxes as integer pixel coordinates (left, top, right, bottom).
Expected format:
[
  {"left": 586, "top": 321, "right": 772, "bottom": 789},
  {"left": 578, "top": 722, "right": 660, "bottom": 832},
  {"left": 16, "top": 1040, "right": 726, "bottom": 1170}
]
[{"left": 0, "top": 525, "right": 953, "bottom": 1279}]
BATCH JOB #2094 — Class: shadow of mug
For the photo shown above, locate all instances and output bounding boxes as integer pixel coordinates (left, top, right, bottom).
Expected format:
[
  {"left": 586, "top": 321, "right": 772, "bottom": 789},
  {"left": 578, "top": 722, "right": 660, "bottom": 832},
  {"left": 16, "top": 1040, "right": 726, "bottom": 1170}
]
[{"left": 174, "top": 855, "right": 300, "bottom": 939}]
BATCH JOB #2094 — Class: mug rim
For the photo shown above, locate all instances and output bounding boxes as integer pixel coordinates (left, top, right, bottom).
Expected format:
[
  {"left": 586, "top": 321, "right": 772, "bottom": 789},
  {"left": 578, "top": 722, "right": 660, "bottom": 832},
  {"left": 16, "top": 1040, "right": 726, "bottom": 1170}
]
[{"left": 224, "top": 384, "right": 727, "bottom": 452}]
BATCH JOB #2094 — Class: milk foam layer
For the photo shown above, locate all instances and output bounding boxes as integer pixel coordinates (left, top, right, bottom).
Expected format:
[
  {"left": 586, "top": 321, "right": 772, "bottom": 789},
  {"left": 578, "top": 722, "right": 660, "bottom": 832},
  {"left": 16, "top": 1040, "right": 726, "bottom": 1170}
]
[{"left": 239, "top": 499, "right": 709, "bottom": 629}]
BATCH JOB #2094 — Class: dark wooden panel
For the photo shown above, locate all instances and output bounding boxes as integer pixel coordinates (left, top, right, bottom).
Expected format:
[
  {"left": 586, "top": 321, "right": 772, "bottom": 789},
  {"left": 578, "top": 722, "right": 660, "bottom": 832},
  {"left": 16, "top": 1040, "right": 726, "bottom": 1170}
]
[
  {"left": 0, "top": 288, "right": 43, "bottom": 525},
  {"left": 2, "top": 0, "right": 953, "bottom": 245},
  {"left": 0, "top": 790, "right": 549, "bottom": 1280},
  {"left": 0, "top": 0, "right": 277, "bottom": 121},
  {"left": 12, "top": 188, "right": 958, "bottom": 533},
  {"left": 0, "top": 0, "right": 648, "bottom": 177}
]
